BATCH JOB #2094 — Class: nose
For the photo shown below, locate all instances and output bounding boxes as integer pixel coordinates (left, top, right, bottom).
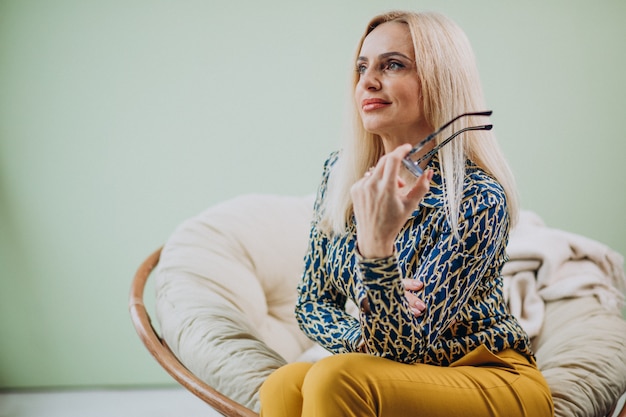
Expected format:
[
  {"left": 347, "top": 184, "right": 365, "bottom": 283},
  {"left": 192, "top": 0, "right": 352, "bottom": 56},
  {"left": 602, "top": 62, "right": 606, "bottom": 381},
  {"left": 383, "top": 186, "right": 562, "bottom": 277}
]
[{"left": 359, "top": 67, "right": 381, "bottom": 91}]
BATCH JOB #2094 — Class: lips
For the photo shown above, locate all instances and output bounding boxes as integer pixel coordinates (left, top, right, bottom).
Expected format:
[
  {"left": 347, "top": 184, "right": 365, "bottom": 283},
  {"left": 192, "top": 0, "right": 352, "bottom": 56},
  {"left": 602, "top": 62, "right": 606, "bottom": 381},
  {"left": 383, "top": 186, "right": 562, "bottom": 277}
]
[{"left": 361, "top": 98, "right": 391, "bottom": 111}]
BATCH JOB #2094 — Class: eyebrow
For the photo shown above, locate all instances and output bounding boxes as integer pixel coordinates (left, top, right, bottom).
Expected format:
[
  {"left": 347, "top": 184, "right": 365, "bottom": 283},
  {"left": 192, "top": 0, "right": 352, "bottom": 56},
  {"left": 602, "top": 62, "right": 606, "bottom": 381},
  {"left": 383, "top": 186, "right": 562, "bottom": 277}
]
[{"left": 356, "top": 51, "right": 413, "bottom": 62}]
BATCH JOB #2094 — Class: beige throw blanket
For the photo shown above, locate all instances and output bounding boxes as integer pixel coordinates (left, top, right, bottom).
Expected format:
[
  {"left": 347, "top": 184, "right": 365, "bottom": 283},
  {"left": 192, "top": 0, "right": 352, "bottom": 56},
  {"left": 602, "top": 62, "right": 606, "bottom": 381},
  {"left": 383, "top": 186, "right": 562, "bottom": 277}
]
[{"left": 502, "top": 210, "right": 626, "bottom": 338}]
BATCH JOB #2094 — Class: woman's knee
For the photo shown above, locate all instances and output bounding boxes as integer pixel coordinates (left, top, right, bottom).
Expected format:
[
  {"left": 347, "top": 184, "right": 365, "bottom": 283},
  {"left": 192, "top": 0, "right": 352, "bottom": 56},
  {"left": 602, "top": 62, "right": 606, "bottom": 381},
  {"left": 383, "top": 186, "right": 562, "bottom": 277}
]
[
  {"left": 299, "top": 354, "right": 378, "bottom": 416},
  {"left": 260, "top": 362, "right": 314, "bottom": 417},
  {"left": 261, "top": 355, "right": 378, "bottom": 416},
  {"left": 261, "top": 362, "right": 312, "bottom": 397},
  {"left": 302, "top": 354, "right": 373, "bottom": 399}
]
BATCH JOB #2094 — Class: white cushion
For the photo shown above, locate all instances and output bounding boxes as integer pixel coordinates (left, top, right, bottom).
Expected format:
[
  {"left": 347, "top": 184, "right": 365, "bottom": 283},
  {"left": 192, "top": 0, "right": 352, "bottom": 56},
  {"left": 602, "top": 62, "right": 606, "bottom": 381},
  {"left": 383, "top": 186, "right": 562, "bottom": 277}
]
[
  {"left": 533, "top": 295, "right": 626, "bottom": 417},
  {"left": 155, "top": 194, "right": 314, "bottom": 410}
]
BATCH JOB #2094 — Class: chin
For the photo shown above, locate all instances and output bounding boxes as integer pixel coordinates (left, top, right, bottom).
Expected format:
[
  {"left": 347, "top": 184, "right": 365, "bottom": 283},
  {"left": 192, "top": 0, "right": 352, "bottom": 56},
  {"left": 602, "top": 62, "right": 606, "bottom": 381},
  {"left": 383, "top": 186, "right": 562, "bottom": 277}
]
[{"left": 361, "top": 120, "right": 389, "bottom": 136}]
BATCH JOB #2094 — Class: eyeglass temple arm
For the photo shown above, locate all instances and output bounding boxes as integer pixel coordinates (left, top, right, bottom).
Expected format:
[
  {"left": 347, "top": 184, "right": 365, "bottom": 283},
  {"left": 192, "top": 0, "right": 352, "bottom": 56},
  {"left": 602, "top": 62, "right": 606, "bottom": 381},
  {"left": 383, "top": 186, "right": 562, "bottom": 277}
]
[
  {"left": 413, "top": 124, "right": 493, "bottom": 164},
  {"left": 406, "top": 110, "right": 493, "bottom": 158}
]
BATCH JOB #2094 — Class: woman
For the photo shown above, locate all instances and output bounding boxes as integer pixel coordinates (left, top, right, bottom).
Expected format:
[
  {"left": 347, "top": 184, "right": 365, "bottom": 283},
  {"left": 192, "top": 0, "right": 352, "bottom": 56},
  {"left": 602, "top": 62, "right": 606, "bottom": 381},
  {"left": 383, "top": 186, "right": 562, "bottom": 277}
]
[{"left": 260, "top": 10, "right": 554, "bottom": 417}]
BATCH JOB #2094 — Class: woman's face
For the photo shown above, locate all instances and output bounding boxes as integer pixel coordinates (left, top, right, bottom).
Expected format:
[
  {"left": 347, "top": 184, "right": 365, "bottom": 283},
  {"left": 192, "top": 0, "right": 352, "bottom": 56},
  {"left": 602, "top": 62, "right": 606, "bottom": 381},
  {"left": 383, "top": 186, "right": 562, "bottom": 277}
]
[{"left": 355, "top": 21, "right": 429, "bottom": 147}]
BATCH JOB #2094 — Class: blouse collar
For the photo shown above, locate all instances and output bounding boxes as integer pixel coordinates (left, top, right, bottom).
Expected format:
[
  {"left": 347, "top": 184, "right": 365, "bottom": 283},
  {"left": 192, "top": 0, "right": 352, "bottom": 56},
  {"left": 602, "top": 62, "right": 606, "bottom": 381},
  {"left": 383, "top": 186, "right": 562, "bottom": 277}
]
[{"left": 420, "top": 155, "right": 445, "bottom": 209}]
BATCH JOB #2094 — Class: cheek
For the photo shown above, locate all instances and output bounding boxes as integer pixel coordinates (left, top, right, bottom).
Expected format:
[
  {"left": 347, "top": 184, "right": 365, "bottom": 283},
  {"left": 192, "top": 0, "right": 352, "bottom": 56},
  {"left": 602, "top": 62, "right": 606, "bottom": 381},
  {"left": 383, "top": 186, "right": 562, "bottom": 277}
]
[
  {"left": 405, "top": 89, "right": 423, "bottom": 114},
  {"left": 397, "top": 93, "right": 421, "bottom": 116},
  {"left": 392, "top": 79, "right": 420, "bottom": 107}
]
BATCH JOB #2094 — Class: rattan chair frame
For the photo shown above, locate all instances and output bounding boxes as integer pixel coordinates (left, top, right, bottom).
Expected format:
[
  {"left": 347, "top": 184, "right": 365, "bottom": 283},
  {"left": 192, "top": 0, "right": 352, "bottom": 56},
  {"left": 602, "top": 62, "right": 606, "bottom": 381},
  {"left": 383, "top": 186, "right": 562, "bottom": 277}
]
[{"left": 129, "top": 247, "right": 259, "bottom": 417}]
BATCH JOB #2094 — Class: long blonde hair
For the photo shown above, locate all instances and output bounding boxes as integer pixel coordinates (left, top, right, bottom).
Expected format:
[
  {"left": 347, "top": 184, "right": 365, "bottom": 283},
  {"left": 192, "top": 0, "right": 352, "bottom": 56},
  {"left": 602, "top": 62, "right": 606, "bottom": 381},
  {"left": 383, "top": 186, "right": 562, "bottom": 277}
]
[{"left": 320, "top": 11, "right": 519, "bottom": 236}]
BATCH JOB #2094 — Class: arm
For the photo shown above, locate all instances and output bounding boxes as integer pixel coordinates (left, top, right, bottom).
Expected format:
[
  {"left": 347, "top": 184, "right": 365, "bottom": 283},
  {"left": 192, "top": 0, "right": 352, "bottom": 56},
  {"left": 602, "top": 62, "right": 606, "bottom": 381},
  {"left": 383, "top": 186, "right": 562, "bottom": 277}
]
[
  {"left": 294, "top": 153, "right": 363, "bottom": 353},
  {"left": 295, "top": 225, "right": 363, "bottom": 353},
  {"left": 358, "top": 191, "right": 509, "bottom": 363}
]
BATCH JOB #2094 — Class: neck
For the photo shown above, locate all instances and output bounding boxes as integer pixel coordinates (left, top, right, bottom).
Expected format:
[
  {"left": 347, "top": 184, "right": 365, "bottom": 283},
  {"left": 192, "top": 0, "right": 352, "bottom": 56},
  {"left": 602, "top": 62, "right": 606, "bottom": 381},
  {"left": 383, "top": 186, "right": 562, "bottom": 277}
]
[{"left": 380, "top": 127, "right": 435, "bottom": 162}]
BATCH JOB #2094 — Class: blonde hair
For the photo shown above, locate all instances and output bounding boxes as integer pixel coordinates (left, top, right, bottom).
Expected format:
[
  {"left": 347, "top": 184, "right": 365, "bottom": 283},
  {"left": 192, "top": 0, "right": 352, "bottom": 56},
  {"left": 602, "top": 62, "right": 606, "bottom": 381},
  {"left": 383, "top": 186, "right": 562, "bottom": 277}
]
[{"left": 320, "top": 11, "right": 519, "bottom": 236}]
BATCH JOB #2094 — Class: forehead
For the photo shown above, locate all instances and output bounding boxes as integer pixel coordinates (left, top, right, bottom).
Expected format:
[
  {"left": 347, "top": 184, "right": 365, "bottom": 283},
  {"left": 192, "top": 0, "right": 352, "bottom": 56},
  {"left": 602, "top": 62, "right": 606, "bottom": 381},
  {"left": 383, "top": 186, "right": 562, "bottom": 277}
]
[{"left": 359, "top": 21, "right": 413, "bottom": 58}]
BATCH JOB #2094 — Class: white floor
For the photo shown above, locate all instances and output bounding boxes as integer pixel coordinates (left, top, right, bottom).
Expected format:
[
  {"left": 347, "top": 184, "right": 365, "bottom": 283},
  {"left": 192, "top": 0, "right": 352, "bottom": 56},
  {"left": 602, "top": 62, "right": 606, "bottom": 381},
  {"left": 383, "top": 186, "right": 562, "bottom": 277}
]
[
  {"left": 2, "top": 386, "right": 624, "bottom": 417},
  {"left": 0, "top": 387, "right": 225, "bottom": 417}
]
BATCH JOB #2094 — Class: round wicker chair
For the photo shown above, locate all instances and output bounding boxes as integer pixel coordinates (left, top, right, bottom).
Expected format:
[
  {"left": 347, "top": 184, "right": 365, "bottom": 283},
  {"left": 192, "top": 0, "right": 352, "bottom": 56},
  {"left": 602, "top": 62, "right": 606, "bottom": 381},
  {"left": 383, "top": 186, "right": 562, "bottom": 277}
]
[{"left": 129, "top": 193, "right": 626, "bottom": 417}]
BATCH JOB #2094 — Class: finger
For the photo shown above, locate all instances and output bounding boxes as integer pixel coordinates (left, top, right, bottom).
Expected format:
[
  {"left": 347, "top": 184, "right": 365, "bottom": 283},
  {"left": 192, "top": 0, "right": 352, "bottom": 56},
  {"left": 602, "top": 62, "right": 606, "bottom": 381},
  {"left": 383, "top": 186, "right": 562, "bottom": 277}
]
[
  {"left": 404, "top": 291, "right": 426, "bottom": 311},
  {"left": 360, "top": 151, "right": 386, "bottom": 181},
  {"left": 405, "top": 293, "right": 426, "bottom": 317},
  {"left": 402, "top": 278, "right": 423, "bottom": 291},
  {"left": 410, "top": 307, "right": 425, "bottom": 317},
  {"left": 405, "top": 168, "right": 433, "bottom": 202},
  {"left": 381, "top": 144, "right": 412, "bottom": 186}
]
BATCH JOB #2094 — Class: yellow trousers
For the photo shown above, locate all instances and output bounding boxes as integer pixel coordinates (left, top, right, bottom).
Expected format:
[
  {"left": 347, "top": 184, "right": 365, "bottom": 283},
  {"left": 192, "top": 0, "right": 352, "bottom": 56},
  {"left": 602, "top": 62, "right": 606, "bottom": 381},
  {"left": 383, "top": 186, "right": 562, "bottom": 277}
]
[{"left": 259, "top": 345, "right": 554, "bottom": 417}]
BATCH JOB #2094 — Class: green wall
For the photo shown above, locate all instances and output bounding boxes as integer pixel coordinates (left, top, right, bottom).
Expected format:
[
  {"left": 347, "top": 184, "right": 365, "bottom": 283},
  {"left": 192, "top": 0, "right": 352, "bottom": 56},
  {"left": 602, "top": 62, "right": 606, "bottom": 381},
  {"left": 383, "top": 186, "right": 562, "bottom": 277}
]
[{"left": 1, "top": 0, "right": 624, "bottom": 389}]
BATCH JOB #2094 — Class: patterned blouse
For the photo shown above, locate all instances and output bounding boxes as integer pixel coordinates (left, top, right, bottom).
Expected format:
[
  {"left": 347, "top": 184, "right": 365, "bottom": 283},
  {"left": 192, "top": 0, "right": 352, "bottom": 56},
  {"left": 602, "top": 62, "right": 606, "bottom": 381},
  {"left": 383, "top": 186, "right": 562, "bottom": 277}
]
[{"left": 295, "top": 152, "right": 533, "bottom": 366}]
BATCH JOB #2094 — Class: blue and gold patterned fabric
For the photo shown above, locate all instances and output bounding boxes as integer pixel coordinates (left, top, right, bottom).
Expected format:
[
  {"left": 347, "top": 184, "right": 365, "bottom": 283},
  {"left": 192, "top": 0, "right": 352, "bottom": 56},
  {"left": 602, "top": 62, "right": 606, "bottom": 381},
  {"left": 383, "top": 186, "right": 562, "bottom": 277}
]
[{"left": 295, "top": 152, "right": 533, "bottom": 366}]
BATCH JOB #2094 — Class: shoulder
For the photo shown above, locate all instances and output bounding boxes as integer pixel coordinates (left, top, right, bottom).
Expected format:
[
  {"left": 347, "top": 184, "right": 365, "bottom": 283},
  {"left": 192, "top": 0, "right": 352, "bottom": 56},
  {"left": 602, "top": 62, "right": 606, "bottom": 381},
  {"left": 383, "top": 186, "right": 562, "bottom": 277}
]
[
  {"left": 422, "top": 157, "right": 506, "bottom": 211},
  {"left": 322, "top": 150, "right": 340, "bottom": 176},
  {"left": 464, "top": 162, "right": 506, "bottom": 199},
  {"left": 460, "top": 162, "right": 508, "bottom": 220},
  {"left": 317, "top": 150, "right": 340, "bottom": 194},
  {"left": 312, "top": 150, "right": 341, "bottom": 217}
]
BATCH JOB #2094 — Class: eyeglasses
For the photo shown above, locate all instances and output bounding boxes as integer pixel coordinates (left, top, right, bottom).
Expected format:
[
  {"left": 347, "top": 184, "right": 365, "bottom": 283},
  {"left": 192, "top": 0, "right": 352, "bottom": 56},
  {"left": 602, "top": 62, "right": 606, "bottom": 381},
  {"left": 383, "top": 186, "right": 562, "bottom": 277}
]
[{"left": 402, "top": 110, "right": 493, "bottom": 177}]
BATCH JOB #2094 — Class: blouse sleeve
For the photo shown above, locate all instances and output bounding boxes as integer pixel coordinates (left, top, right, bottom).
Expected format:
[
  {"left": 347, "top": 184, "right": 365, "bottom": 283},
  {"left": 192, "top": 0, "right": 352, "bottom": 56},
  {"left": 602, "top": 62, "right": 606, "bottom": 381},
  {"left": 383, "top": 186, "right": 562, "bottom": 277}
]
[
  {"left": 357, "top": 185, "right": 510, "bottom": 364},
  {"left": 294, "top": 155, "right": 363, "bottom": 354}
]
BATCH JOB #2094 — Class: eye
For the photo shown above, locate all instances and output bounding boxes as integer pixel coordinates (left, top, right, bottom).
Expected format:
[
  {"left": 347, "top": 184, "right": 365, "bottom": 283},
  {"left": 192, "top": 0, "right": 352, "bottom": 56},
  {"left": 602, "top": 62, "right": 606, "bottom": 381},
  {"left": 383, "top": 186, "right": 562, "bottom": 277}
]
[
  {"left": 356, "top": 63, "right": 367, "bottom": 75},
  {"left": 384, "top": 60, "right": 405, "bottom": 71}
]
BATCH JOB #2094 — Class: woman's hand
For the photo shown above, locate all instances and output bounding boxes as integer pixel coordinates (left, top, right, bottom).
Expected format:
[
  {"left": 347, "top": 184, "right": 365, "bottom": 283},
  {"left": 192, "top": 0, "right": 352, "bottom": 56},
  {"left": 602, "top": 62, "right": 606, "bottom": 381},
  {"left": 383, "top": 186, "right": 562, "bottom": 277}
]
[
  {"left": 361, "top": 277, "right": 424, "bottom": 331},
  {"left": 403, "top": 278, "right": 426, "bottom": 317},
  {"left": 358, "top": 278, "right": 424, "bottom": 353},
  {"left": 351, "top": 144, "right": 433, "bottom": 259}
]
